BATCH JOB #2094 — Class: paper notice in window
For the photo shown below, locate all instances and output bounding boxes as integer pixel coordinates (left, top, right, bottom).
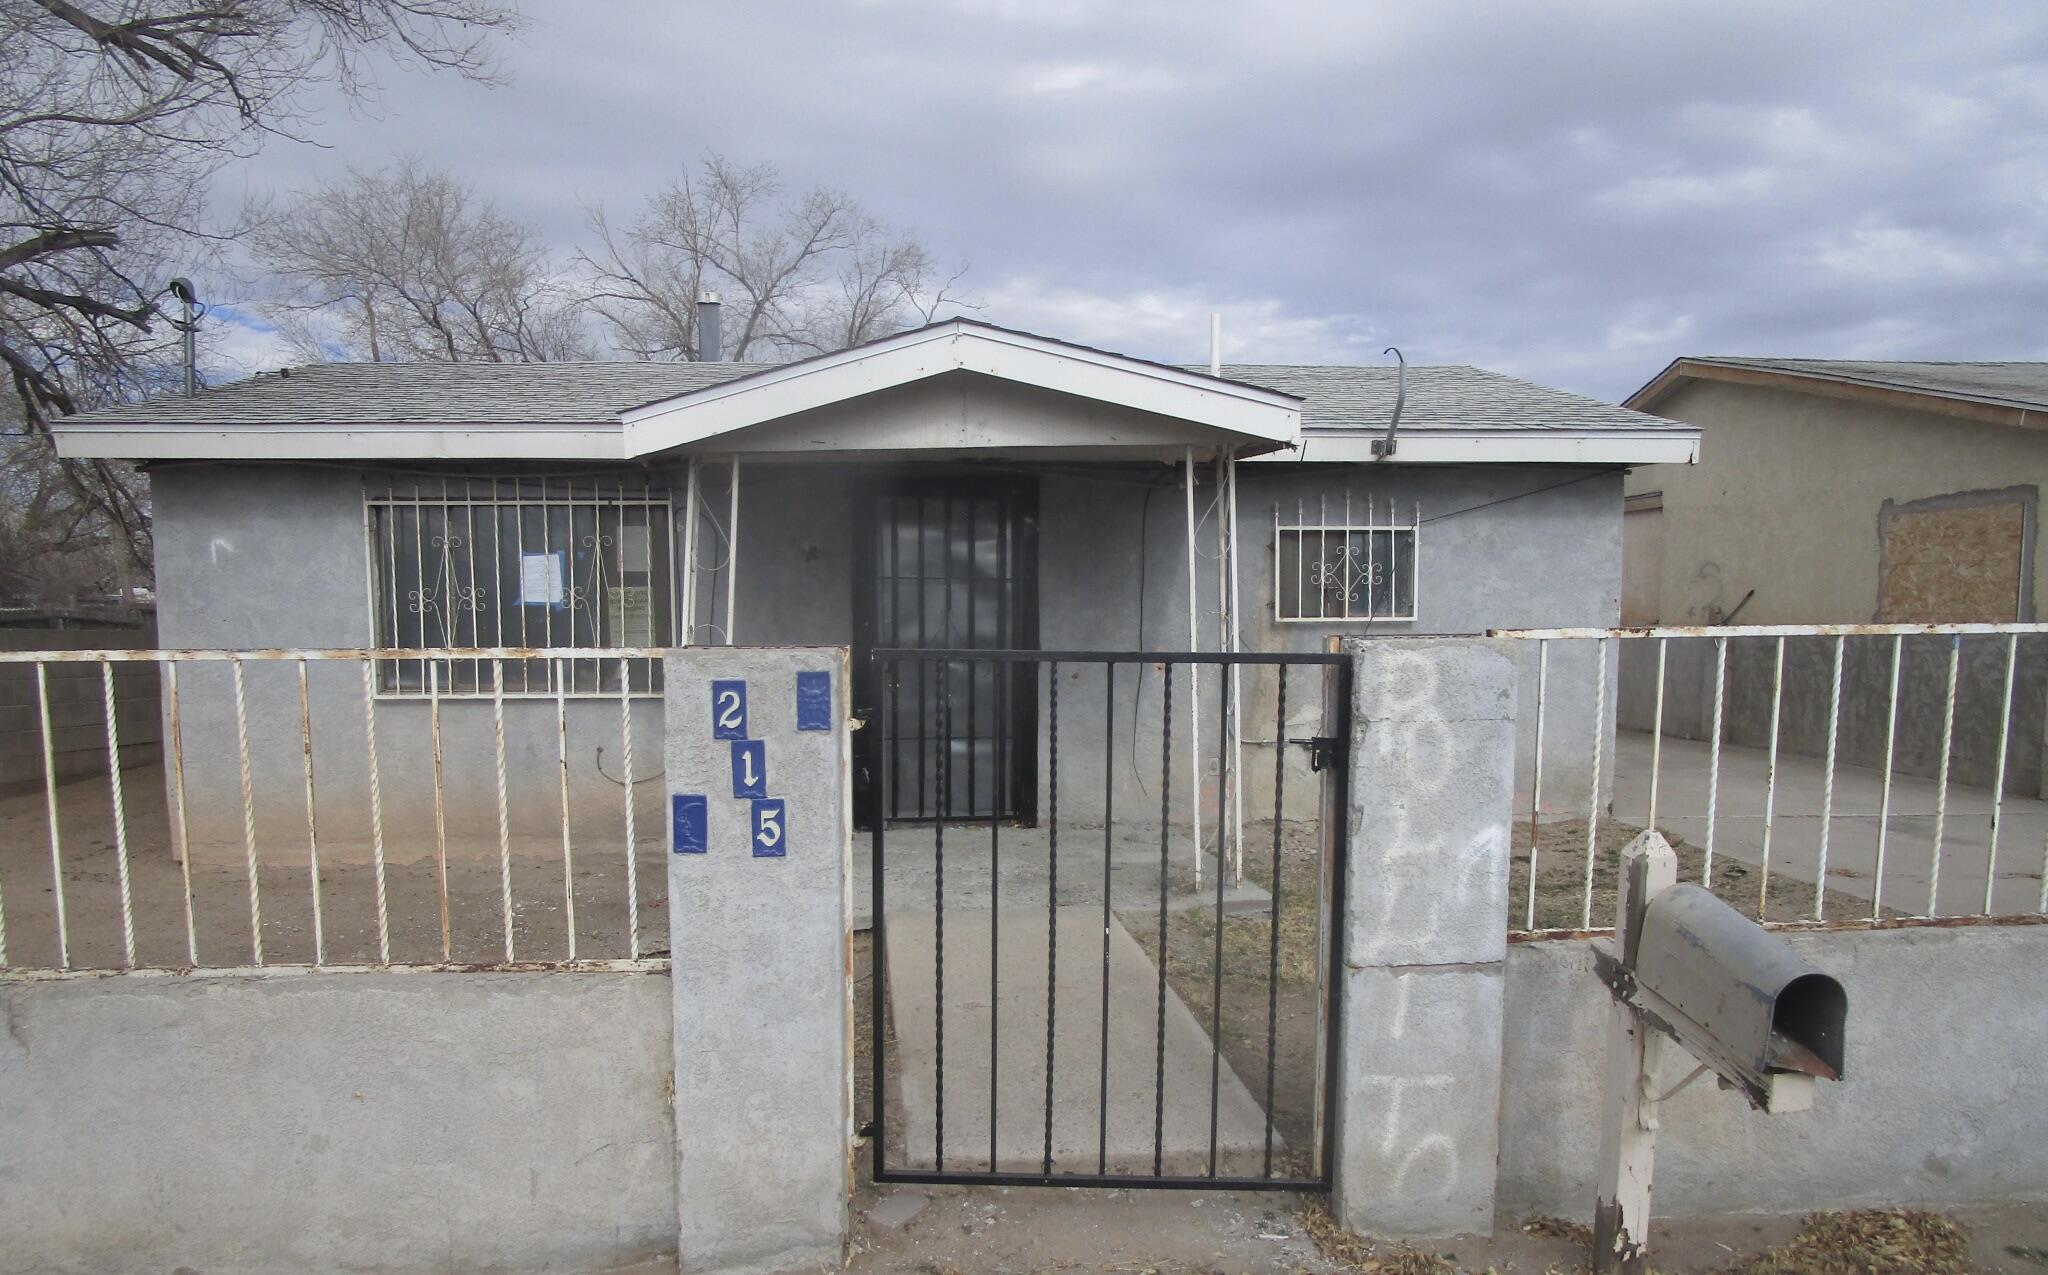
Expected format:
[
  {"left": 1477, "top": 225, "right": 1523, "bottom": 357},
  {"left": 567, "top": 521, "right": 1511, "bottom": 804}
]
[
  {"left": 520, "top": 552, "right": 563, "bottom": 605},
  {"left": 609, "top": 585, "right": 654, "bottom": 645}
]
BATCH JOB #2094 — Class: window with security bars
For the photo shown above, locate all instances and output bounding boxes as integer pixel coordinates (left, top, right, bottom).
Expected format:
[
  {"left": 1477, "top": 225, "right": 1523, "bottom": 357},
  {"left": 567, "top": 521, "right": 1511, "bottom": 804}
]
[
  {"left": 366, "top": 478, "right": 676, "bottom": 694},
  {"left": 1273, "top": 500, "right": 1420, "bottom": 622}
]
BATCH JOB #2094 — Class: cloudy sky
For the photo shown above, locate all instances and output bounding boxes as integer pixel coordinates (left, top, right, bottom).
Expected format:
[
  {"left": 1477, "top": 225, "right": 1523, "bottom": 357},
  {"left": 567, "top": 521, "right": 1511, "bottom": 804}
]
[{"left": 212, "top": 0, "right": 2048, "bottom": 402}]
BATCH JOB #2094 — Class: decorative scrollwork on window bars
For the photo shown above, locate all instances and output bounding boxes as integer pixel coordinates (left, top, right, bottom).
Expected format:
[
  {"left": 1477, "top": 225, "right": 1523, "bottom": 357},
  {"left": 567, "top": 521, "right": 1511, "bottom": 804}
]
[
  {"left": 1272, "top": 494, "right": 1422, "bottom": 623},
  {"left": 366, "top": 476, "right": 676, "bottom": 696}
]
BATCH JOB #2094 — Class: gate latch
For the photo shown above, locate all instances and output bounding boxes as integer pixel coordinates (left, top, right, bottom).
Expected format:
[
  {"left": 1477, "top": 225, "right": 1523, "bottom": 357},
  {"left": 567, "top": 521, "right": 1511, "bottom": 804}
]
[{"left": 1289, "top": 735, "right": 1344, "bottom": 772}]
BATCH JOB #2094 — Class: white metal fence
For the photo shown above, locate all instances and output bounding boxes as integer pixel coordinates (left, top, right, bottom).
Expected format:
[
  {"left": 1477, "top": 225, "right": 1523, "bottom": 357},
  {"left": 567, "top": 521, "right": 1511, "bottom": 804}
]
[
  {"left": 0, "top": 647, "right": 670, "bottom": 976},
  {"left": 1497, "top": 622, "right": 2048, "bottom": 937}
]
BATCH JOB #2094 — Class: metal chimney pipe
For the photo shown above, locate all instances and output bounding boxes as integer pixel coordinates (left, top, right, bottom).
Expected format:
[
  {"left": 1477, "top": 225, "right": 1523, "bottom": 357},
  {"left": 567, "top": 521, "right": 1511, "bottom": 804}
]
[
  {"left": 167, "top": 277, "right": 197, "bottom": 397},
  {"left": 697, "top": 291, "right": 721, "bottom": 361}
]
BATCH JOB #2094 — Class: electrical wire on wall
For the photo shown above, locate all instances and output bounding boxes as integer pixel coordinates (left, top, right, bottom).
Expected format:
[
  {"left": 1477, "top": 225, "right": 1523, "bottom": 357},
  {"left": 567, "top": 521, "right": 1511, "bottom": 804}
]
[{"left": 1128, "top": 461, "right": 1629, "bottom": 800}]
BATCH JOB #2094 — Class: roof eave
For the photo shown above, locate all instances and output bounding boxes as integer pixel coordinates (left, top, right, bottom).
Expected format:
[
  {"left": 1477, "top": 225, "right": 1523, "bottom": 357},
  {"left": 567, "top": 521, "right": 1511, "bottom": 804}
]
[
  {"left": 1626, "top": 358, "right": 2048, "bottom": 432},
  {"left": 51, "top": 421, "right": 625, "bottom": 461},
  {"left": 1241, "top": 429, "right": 1701, "bottom": 466},
  {"left": 617, "top": 322, "right": 1302, "bottom": 458}
]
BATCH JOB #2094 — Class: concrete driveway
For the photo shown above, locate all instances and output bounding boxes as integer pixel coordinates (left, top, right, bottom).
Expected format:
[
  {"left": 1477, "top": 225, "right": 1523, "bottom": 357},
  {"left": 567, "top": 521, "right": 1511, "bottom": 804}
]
[{"left": 1612, "top": 730, "right": 2047, "bottom": 918}]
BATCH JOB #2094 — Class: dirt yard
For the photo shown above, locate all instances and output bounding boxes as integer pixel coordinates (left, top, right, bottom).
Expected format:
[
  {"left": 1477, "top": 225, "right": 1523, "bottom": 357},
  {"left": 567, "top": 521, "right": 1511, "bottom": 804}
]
[
  {"left": 1116, "top": 832, "right": 1326, "bottom": 1178},
  {"left": 840, "top": 1187, "right": 2048, "bottom": 1274},
  {"left": 1508, "top": 816, "right": 1891, "bottom": 933},
  {"left": 0, "top": 762, "right": 667, "bottom": 967}
]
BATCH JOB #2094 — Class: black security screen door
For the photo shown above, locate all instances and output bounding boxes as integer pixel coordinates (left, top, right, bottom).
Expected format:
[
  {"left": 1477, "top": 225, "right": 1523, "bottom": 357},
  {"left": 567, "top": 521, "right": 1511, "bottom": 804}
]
[{"left": 854, "top": 476, "right": 1038, "bottom": 824}]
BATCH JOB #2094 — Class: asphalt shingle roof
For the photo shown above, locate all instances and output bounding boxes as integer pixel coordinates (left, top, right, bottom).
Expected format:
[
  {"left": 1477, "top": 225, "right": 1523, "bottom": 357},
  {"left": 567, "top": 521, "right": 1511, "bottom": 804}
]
[
  {"left": 1200, "top": 364, "right": 1684, "bottom": 433},
  {"left": 69, "top": 356, "right": 1684, "bottom": 437},
  {"left": 77, "top": 360, "right": 764, "bottom": 427},
  {"left": 1679, "top": 358, "right": 2048, "bottom": 412}
]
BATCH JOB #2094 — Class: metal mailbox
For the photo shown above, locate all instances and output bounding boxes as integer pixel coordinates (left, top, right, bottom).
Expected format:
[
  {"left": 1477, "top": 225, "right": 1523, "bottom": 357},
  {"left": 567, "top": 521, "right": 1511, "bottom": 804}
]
[
  {"left": 1602, "top": 882, "right": 1847, "bottom": 1112},
  {"left": 1591, "top": 832, "right": 1849, "bottom": 1275}
]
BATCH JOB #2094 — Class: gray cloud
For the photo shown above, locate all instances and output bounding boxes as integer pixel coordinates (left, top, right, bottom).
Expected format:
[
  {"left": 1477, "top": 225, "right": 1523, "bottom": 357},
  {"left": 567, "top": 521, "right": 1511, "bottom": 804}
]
[{"left": 221, "top": 0, "right": 2048, "bottom": 399}]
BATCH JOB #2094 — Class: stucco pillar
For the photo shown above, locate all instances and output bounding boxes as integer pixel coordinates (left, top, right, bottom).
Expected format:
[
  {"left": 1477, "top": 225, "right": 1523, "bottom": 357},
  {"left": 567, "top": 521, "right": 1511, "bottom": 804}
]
[
  {"left": 664, "top": 648, "right": 853, "bottom": 1273},
  {"left": 1333, "top": 638, "right": 1516, "bottom": 1238}
]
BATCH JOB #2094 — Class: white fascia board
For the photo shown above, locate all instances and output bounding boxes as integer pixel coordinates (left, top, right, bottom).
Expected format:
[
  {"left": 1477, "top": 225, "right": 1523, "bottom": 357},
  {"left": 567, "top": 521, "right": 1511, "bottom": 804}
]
[
  {"left": 52, "top": 422, "right": 624, "bottom": 461},
  {"left": 1242, "top": 430, "right": 1702, "bottom": 466},
  {"left": 619, "top": 323, "right": 1301, "bottom": 457}
]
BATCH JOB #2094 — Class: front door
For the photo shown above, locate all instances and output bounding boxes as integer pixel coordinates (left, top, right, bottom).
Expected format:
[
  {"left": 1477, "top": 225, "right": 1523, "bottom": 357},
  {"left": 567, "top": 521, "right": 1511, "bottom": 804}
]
[{"left": 853, "top": 474, "right": 1038, "bottom": 824}]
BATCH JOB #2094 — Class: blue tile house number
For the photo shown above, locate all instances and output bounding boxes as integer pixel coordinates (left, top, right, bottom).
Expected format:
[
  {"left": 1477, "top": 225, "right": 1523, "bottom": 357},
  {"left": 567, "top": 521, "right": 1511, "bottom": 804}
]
[
  {"left": 730, "top": 740, "right": 768, "bottom": 799},
  {"left": 751, "top": 799, "right": 788, "bottom": 857},
  {"left": 711, "top": 680, "right": 748, "bottom": 740}
]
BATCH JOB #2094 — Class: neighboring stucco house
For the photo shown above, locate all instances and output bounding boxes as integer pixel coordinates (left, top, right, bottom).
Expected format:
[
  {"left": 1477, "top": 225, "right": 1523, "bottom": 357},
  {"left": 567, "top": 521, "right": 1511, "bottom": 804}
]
[
  {"left": 1619, "top": 357, "right": 2048, "bottom": 796},
  {"left": 1623, "top": 358, "right": 2047, "bottom": 627},
  {"left": 53, "top": 319, "right": 1697, "bottom": 855}
]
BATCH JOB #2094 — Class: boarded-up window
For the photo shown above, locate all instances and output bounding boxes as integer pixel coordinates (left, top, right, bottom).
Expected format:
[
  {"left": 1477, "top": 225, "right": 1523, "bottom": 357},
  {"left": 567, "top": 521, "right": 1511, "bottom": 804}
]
[{"left": 1878, "top": 495, "right": 2030, "bottom": 622}]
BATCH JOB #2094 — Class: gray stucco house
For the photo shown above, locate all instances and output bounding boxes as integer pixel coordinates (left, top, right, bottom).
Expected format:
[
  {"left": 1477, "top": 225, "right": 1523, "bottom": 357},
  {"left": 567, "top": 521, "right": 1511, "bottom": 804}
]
[{"left": 54, "top": 319, "right": 1698, "bottom": 857}]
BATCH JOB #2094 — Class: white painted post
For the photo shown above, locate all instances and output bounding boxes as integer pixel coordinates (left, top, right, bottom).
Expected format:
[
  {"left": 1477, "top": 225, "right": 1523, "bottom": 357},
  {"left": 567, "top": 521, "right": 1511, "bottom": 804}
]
[
  {"left": 1183, "top": 447, "right": 1204, "bottom": 886},
  {"left": 1593, "top": 830, "right": 1679, "bottom": 1275}
]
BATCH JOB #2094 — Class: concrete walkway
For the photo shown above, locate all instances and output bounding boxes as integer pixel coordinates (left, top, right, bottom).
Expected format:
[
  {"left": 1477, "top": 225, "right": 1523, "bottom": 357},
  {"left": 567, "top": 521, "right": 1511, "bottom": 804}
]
[
  {"left": 882, "top": 903, "right": 1279, "bottom": 1177},
  {"left": 853, "top": 819, "right": 1276, "bottom": 930},
  {"left": 1612, "top": 730, "right": 2048, "bottom": 917}
]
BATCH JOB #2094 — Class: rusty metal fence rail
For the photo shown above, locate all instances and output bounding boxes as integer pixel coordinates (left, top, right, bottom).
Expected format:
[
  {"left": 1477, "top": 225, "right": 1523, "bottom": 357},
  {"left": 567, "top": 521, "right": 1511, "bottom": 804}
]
[
  {"left": 0, "top": 647, "right": 672, "bottom": 977},
  {"left": 1494, "top": 622, "right": 2048, "bottom": 938}
]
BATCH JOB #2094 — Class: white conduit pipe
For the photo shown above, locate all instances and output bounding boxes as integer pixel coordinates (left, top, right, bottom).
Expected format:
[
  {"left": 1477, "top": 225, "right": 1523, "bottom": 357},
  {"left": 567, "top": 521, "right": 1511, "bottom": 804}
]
[
  {"left": 1184, "top": 447, "right": 1204, "bottom": 888},
  {"left": 725, "top": 457, "right": 741, "bottom": 645},
  {"left": 681, "top": 458, "right": 700, "bottom": 644},
  {"left": 1212, "top": 452, "right": 1231, "bottom": 881},
  {"left": 1225, "top": 449, "right": 1245, "bottom": 883}
]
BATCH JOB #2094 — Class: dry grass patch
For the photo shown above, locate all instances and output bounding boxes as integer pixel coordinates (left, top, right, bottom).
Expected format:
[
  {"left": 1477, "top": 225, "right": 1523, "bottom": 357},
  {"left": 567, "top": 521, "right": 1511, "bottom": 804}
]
[
  {"left": 1116, "top": 839, "right": 1326, "bottom": 1165},
  {"left": 1509, "top": 817, "right": 1891, "bottom": 932},
  {"left": 1722, "top": 1209, "right": 1971, "bottom": 1275},
  {"left": 1521, "top": 1215, "right": 1595, "bottom": 1247},
  {"left": 1298, "top": 1200, "right": 1459, "bottom": 1275}
]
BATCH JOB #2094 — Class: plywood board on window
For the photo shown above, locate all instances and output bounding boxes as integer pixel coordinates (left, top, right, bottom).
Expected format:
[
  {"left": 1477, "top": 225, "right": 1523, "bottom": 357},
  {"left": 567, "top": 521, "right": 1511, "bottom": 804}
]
[{"left": 1878, "top": 498, "right": 2026, "bottom": 622}]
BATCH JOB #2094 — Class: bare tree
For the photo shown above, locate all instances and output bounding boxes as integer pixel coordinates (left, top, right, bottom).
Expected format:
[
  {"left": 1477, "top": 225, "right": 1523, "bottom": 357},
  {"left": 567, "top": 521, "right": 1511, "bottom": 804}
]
[
  {"left": 0, "top": 0, "right": 519, "bottom": 572},
  {"left": 581, "top": 154, "right": 973, "bottom": 362},
  {"left": 253, "top": 158, "right": 589, "bottom": 363},
  {"left": 0, "top": 427, "right": 139, "bottom": 608}
]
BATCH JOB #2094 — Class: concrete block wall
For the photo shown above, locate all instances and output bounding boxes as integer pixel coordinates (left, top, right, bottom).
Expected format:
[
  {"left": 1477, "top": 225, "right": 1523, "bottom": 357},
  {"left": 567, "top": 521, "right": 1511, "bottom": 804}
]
[
  {"left": 0, "top": 643, "right": 860, "bottom": 1275},
  {"left": 0, "top": 971, "right": 678, "bottom": 1274},
  {"left": 1333, "top": 637, "right": 1516, "bottom": 1237},
  {"left": 1332, "top": 635, "right": 2048, "bottom": 1240},
  {"left": 0, "top": 627, "right": 161, "bottom": 795},
  {"left": 1499, "top": 923, "right": 2048, "bottom": 1218}
]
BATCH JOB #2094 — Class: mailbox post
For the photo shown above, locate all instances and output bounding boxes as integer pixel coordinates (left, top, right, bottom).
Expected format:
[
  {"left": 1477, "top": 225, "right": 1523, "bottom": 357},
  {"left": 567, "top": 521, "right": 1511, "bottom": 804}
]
[{"left": 1591, "top": 831, "right": 1848, "bottom": 1274}]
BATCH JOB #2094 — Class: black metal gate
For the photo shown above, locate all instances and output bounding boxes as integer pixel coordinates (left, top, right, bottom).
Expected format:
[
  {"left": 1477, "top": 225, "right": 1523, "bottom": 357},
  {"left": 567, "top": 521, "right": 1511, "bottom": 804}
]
[{"left": 865, "top": 648, "right": 1349, "bottom": 1190}]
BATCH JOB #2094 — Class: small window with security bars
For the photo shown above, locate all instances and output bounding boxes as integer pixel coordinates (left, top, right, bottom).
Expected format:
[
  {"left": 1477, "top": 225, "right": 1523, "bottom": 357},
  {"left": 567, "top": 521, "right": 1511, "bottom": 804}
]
[
  {"left": 1273, "top": 498, "right": 1420, "bottom": 622},
  {"left": 366, "top": 477, "right": 676, "bottom": 695}
]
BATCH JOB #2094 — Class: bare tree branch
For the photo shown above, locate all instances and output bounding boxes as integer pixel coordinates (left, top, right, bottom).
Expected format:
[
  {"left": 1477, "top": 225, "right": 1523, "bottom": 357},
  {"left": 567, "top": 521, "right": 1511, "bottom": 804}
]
[
  {"left": 578, "top": 153, "right": 977, "bottom": 363},
  {"left": 251, "top": 158, "right": 590, "bottom": 363},
  {"left": 0, "top": 0, "right": 519, "bottom": 578}
]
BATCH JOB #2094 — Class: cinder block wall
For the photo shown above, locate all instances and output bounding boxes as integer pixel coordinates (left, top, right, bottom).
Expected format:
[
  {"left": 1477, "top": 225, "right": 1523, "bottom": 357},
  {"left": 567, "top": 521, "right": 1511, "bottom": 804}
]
[
  {"left": 0, "top": 971, "right": 677, "bottom": 1274},
  {"left": 0, "top": 625, "right": 160, "bottom": 794},
  {"left": 1334, "top": 636, "right": 2048, "bottom": 1236},
  {"left": 1498, "top": 923, "right": 2048, "bottom": 1218}
]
